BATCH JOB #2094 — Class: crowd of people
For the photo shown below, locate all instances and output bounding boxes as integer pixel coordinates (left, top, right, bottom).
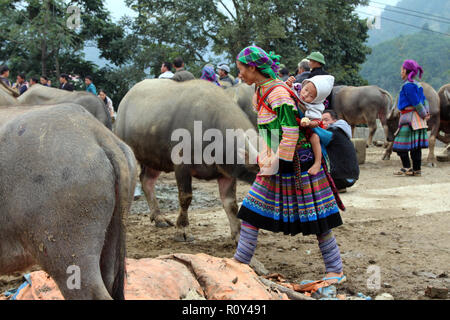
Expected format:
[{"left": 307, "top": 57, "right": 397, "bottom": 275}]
[{"left": 0, "top": 65, "right": 115, "bottom": 120}]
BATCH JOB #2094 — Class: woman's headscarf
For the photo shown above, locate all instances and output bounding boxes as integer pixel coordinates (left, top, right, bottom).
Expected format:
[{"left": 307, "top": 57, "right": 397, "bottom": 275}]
[
  {"left": 402, "top": 59, "right": 424, "bottom": 82},
  {"left": 200, "top": 66, "right": 221, "bottom": 86},
  {"left": 236, "top": 46, "right": 281, "bottom": 80}
]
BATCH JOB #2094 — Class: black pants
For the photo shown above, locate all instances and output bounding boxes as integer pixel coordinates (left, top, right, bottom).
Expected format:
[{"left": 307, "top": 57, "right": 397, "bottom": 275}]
[{"left": 398, "top": 149, "right": 422, "bottom": 171}]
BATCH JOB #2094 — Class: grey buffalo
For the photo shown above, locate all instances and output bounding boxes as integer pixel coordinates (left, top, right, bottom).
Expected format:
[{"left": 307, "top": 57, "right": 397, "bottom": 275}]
[
  {"left": 437, "top": 84, "right": 450, "bottom": 145},
  {"left": 383, "top": 82, "right": 441, "bottom": 165},
  {"left": 18, "top": 84, "right": 112, "bottom": 129},
  {"left": 0, "top": 81, "right": 19, "bottom": 106},
  {"left": 225, "top": 83, "right": 257, "bottom": 127},
  {"left": 115, "top": 79, "right": 258, "bottom": 243},
  {"left": 331, "top": 85, "right": 392, "bottom": 147},
  {"left": 0, "top": 103, "right": 137, "bottom": 300}
]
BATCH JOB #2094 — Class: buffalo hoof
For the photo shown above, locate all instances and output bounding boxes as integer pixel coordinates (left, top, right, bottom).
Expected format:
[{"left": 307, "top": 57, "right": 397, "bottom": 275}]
[
  {"left": 426, "top": 162, "right": 437, "bottom": 168},
  {"left": 174, "top": 229, "right": 195, "bottom": 242},
  {"left": 151, "top": 216, "right": 174, "bottom": 228}
]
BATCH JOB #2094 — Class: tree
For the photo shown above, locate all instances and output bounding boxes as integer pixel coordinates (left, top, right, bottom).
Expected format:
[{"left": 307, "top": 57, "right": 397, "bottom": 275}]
[
  {"left": 0, "top": 0, "right": 125, "bottom": 81},
  {"left": 124, "top": 0, "right": 371, "bottom": 85}
]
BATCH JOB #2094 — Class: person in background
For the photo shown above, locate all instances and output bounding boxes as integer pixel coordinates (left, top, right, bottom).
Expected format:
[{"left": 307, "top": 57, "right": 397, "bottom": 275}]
[
  {"left": 217, "top": 64, "right": 235, "bottom": 86},
  {"left": 200, "top": 65, "right": 221, "bottom": 87},
  {"left": 59, "top": 74, "right": 74, "bottom": 91},
  {"left": 40, "top": 76, "right": 50, "bottom": 87},
  {"left": 306, "top": 52, "right": 329, "bottom": 78},
  {"left": 322, "top": 110, "right": 359, "bottom": 193},
  {"left": 0, "top": 65, "right": 11, "bottom": 87},
  {"left": 279, "top": 67, "right": 290, "bottom": 82},
  {"left": 14, "top": 73, "right": 28, "bottom": 95},
  {"left": 393, "top": 59, "right": 430, "bottom": 177},
  {"left": 29, "top": 77, "right": 39, "bottom": 87},
  {"left": 159, "top": 62, "right": 174, "bottom": 79},
  {"left": 171, "top": 57, "right": 195, "bottom": 82},
  {"left": 98, "top": 89, "right": 115, "bottom": 120},
  {"left": 306, "top": 52, "right": 333, "bottom": 109},
  {"left": 295, "top": 59, "right": 311, "bottom": 84},
  {"left": 85, "top": 75, "right": 97, "bottom": 95}
]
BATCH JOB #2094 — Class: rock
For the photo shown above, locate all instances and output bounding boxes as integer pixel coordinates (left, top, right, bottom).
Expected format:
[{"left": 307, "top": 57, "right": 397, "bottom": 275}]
[
  {"left": 418, "top": 272, "right": 437, "bottom": 279},
  {"left": 368, "top": 259, "right": 376, "bottom": 264},
  {"left": 383, "top": 283, "right": 392, "bottom": 289},
  {"left": 182, "top": 289, "right": 206, "bottom": 301},
  {"left": 352, "top": 139, "right": 367, "bottom": 165},
  {"left": 438, "top": 273, "right": 448, "bottom": 279},
  {"left": 380, "top": 232, "right": 387, "bottom": 236},
  {"left": 425, "top": 286, "right": 448, "bottom": 299},
  {"left": 375, "top": 293, "right": 394, "bottom": 300}
]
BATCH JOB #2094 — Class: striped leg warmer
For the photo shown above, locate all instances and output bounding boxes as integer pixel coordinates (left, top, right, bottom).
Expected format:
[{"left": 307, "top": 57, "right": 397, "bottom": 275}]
[
  {"left": 317, "top": 231, "right": 343, "bottom": 274},
  {"left": 234, "top": 222, "right": 259, "bottom": 265}
]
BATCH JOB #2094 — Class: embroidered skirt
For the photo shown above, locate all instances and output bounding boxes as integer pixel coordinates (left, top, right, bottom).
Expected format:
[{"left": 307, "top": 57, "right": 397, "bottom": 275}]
[
  {"left": 393, "top": 126, "right": 429, "bottom": 153},
  {"left": 237, "top": 147, "right": 343, "bottom": 236}
]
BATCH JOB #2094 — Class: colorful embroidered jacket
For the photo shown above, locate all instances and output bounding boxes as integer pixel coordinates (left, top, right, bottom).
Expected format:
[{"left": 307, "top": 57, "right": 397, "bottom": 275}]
[{"left": 252, "top": 79, "right": 305, "bottom": 162}]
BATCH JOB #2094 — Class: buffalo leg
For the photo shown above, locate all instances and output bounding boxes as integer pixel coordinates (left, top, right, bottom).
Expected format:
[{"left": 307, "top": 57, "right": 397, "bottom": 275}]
[
  {"left": 427, "top": 134, "right": 437, "bottom": 167},
  {"left": 383, "top": 142, "right": 394, "bottom": 160},
  {"left": 174, "top": 166, "right": 194, "bottom": 242},
  {"left": 141, "top": 166, "right": 172, "bottom": 228},
  {"left": 367, "top": 120, "right": 377, "bottom": 147},
  {"left": 218, "top": 176, "right": 241, "bottom": 244}
]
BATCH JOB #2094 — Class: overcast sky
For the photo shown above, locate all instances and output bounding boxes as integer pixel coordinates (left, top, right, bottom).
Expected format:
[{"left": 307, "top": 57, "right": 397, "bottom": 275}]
[{"left": 104, "top": 0, "right": 402, "bottom": 22}]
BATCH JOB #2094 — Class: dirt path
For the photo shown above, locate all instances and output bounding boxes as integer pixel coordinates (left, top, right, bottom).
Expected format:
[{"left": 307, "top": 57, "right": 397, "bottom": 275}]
[
  {"left": 125, "top": 146, "right": 450, "bottom": 300},
  {"left": 2, "top": 146, "right": 449, "bottom": 300}
]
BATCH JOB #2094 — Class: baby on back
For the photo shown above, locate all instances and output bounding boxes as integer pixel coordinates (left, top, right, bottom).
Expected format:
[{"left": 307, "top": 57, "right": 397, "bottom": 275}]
[{"left": 287, "top": 75, "right": 335, "bottom": 126}]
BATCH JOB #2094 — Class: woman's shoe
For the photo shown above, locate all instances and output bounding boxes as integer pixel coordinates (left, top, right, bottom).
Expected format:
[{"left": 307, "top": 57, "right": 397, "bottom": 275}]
[
  {"left": 393, "top": 168, "right": 412, "bottom": 176},
  {"left": 413, "top": 170, "right": 422, "bottom": 176}
]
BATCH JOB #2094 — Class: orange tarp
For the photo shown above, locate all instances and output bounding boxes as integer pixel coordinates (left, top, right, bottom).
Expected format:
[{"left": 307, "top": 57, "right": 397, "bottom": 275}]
[{"left": 4, "top": 253, "right": 288, "bottom": 300}]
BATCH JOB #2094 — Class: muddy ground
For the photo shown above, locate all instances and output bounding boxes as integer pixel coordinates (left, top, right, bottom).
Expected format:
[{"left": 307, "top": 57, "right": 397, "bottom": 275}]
[{"left": 1, "top": 146, "right": 449, "bottom": 300}]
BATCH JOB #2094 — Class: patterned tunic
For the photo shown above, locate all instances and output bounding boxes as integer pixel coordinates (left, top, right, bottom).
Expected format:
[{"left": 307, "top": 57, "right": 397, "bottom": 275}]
[{"left": 237, "top": 79, "right": 343, "bottom": 236}]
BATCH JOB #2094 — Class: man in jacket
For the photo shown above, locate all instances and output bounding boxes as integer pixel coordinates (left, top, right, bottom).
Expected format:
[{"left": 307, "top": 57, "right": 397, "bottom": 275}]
[
  {"left": 322, "top": 110, "right": 360, "bottom": 193},
  {"left": 171, "top": 57, "right": 195, "bottom": 82},
  {"left": 59, "top": 74, "right": 74, "bottom": 91}
]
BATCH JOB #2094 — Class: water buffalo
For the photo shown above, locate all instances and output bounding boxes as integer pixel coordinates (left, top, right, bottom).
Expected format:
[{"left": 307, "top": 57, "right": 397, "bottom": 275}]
[
  {"left": 437, "top": 84, "right": 450, "bottom": 145},
  {"left": 331, "top": 85, "right": 392, "bottom": 147},
  {"left": 383, "top": 82, "right": 441, "bottom": 165},
  {"left": 0, "top": 103, "right": 137, "bottom": 300},
  {"left": 225, "top": 83, "right": 257, "bottom": 127},
  {"left": 115, "top": 79, "right": 258, "bottom": 243},
  {"left": 17, "top": 84, "right": 112, "bottom": 129}
]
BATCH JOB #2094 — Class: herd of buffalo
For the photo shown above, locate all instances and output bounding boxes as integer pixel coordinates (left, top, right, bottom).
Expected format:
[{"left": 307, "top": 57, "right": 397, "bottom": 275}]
[{"left": 0, "top": 78, "right": 449, "bottom": 299}]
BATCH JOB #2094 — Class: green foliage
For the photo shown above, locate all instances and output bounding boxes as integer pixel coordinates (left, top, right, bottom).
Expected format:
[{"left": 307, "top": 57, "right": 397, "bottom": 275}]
[
  {"left": 360, "top": 31, "right": 450, "bottom": 94},
  {"left": 125, "top": 0, "right": 371, "bottom": 86}
]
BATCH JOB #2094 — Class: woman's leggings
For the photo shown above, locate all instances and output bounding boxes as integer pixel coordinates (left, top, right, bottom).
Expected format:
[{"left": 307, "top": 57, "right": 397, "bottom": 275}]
[
  {"left": 234, "top": 222, "right": 343, "bottom": 274},
  {"left": 398, "top": 148, "right": 422, "bottom": 171}
]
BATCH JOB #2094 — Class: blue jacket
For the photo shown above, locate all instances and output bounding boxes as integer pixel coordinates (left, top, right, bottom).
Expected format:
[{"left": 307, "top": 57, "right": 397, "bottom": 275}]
[{"left": 86, "top": 83, "right": 97, "bottom": 95}]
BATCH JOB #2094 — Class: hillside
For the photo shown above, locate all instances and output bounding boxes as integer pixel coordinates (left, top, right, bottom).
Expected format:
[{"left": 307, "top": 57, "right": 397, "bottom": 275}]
[
  {"left": 367, "top": 0, "right": 450, "bottom": 46},
  {"left": 360, "top": 31, "right": 450, "bottom": 94}
]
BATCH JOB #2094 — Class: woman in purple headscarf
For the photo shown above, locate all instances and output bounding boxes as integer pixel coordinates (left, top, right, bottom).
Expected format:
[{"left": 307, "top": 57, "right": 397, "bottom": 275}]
[
  {"left": 393, "top": 59, "right": 430, "bottom": 177},
  {"left": 200, "top": 65, "right": 221, "bottom": 87}
]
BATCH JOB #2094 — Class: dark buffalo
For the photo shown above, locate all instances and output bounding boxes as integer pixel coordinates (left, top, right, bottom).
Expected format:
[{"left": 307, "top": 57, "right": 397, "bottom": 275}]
[
  {"left": 115, "top": 79, "right": 258, "bottom": 243},
  {"left": 331, "top": 85, "right": 392, "bottom": 147},
  {"left": 0, "top": 103, "right": 137, "bottom": 299}
]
